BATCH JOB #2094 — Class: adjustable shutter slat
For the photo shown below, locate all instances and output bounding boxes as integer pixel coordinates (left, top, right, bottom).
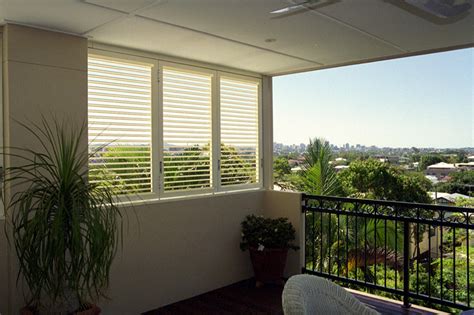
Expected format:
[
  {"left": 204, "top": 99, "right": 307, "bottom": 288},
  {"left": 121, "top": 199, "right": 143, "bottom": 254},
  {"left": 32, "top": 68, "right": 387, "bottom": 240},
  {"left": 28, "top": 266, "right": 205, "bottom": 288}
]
[
  {"left": 163, "top": 93, "right": 211, "bottom": 103},
  {"left": 89, "top": 108, "right": 151, "bottom": 115},
  {"left": 89, "top": 79, "right": 150, "bottom": 90},
  {"left": 164, "top": 169, "right": 209, "bottom": 174},
  {"left": 89, "top": 103, "right": 151, "bottom": 111},
  {"left": 89, "top": 116, "right": 151, "bottom": 123},
  {"left": 163, "top": 99, "right": 210, "bottom": 108},
  {"left": 221, "top": 108, "right": 258, "bottom": 115},
  {"left": 164, "top": 103, "right": 211, "bottom": 111},
  {"left": 162, "top": 66, "right": 213, "bottom": 192},
  {"left": 90, "top": 161, "right": 151, "bottom": 166},
  {"left": 220, "top": 77, "right": 259, "bottom": 187},
  {"left": 90, "top": 125, "right": 151, "bottom": 131},
  {"left": 88, "top": 56, "right": 153, "bottom": 195}
]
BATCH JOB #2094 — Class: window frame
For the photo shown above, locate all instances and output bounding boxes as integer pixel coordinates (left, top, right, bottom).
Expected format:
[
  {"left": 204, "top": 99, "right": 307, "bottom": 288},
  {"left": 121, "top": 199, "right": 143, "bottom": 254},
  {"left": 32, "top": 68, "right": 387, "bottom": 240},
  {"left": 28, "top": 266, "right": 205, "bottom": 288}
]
[
  {"left": 87, "top": 50, "right": 263, "bottom": 202},
  {"left": 87, "top": 52, "right": 159, "bottom": 202},
  {"left": 216, "top": 72, "right": 263, "bottom": 192},
  {"left": 158, "top": 61, "right": 217, "bottom": 198}
]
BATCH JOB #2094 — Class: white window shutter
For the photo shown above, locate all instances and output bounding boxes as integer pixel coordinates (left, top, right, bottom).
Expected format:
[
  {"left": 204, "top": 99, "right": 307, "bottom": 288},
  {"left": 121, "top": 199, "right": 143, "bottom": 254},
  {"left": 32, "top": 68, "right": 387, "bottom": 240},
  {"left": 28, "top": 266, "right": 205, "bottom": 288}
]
[
  {"left": 88, "top": 56, "right": 153, "bottom": 194},
  {"left": 220, "top": 77, "right": 260, "bottom": 187},
  {"left": 162, "top": 66, "right": 213, "bottom": 193}
]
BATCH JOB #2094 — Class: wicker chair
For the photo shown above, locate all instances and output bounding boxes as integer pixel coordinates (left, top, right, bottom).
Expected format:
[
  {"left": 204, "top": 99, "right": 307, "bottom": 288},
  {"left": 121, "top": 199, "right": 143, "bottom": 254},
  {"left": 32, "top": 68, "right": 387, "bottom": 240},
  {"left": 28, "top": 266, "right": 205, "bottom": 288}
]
[{"left": 282, "top": 274, "right": 380, "bottom": 315}]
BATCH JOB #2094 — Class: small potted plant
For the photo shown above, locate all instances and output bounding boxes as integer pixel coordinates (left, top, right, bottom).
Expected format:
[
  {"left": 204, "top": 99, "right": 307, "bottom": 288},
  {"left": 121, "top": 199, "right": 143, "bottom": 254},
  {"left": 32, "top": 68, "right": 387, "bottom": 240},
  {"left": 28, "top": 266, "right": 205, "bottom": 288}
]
[{"left": 240, "top": 215, "right": 298, "bottom": 286}]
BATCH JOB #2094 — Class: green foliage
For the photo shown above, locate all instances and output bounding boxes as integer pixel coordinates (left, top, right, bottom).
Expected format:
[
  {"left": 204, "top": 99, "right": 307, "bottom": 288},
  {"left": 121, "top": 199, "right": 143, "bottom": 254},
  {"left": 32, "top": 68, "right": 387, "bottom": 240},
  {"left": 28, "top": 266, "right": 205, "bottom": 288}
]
[
  {"left": 276, "top": 173, "right": 304, "bottom": 191},
  {"left": 437, "top": 171, "right": 474, "bottom": 196},
  {"left": 398, "top": 172, "right": 433, "bottom": 203},
  {"left": 300, "top": 138, "right": 341, "bottom": 196},
  {"left": 455, "top": 197, "right": 474, "bottom": 208},
  {"left": 220, "top": 143, "right": 256, "bottom": 186},
  {"left": 3, "top": 118, "right": 122, "bottom": 312},
  {"left": 430, "top": 245, "right": 474, "bottom": 306},
  {"left": 338, "top": 151, "right": 370, "bottom": 162},
  {"left": 273, "top": 156, "right": 291, "bottom": 181},
  {"left": 338, "top": 159, "right": 431, "bottom": 203},
  {"left": 301, "top": 164, "right": 341, "bottom": 195},
  {"left": 305, "top": 213, "right": 401, "bottom": 274},
  {"left": 456, "top": 151, "right": 468, "bottom": 163},
  {"left": 164, "top": 145, "right": 211, "bottom": 191},
  {"left": 287, "top": 152, "right": 298, "bottom": 160},
  {"left": 240, "top": 215, "right": 298, "bottom": 251},
  {"left": 419, "top": 154, "right": 446, "bottom": 170},
  {"left": 92, "top": 142, "right": 256, "bottom": 192},
  {"left": 304, "top": 138, "right": 332, "bottom": 168},
  {"left": 89, "top": 145, "right": 151, "bottom": 194}
]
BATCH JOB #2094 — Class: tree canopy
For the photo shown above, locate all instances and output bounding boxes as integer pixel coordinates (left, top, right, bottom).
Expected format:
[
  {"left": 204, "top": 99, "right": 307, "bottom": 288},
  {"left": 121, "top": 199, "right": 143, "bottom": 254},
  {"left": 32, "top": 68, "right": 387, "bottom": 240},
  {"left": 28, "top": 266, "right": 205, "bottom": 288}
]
[
  {"left": 437, "top": 170, "right": 474, "bottom": 196},
  {"left": 338, "top": 159, "right": 432, "bottom": 203},
  {"left": 273, "top": 156, "right": 292, "bottom": 181},
  {"left": 418, "top": 154, "right": 445, "bottom": 170}
]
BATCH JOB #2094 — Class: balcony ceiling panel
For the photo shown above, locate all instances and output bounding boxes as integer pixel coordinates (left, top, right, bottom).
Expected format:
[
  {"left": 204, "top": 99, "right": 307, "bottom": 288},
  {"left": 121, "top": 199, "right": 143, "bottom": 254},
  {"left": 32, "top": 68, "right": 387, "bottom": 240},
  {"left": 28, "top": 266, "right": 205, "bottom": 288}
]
[
  {"left": 134, "top": 0, "right": 401, "bottom": 67},
  {"left": 0, "top": 0, "right": 472, "bottom": 76},
  {"left": 85, "top": 0, "right": 157, "bottom": 13},
  {"left": 87, "top": 16, "right": 318, "bottom": 75},
  {"left": 316, "top": 0, "right": 474, "bottom": 52},
  {"left": 0, "top": 0, "right": 122, "bottom": 34}
]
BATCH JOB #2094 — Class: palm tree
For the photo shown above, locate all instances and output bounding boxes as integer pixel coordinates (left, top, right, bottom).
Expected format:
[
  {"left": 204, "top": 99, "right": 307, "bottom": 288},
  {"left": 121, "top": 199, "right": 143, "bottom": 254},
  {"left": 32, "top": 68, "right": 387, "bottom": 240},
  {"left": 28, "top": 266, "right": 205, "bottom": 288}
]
[
  {"left": 300, "top": 138, "right": 340, "bottom": 196},
  {"left": 301, "top": 139, "right": 401, "bottom": 281}
]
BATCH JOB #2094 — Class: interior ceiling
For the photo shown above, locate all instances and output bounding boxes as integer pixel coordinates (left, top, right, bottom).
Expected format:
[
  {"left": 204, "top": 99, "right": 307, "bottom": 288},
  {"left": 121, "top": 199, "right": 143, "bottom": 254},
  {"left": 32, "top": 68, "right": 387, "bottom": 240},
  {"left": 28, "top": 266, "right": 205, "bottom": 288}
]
[{"left": 0, "top": 0, "right": 472, "bottom": 76}]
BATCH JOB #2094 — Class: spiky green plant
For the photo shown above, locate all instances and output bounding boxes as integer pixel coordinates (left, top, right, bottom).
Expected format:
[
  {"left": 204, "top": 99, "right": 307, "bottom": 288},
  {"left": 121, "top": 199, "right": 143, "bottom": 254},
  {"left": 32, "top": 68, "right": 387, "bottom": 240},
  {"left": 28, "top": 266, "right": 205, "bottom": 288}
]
[
  {"left": 3, "top": 117, "right": 123, "bottom": 313},
  {"left": 301, "top": 137, "right": 341, "bottom": 196}
]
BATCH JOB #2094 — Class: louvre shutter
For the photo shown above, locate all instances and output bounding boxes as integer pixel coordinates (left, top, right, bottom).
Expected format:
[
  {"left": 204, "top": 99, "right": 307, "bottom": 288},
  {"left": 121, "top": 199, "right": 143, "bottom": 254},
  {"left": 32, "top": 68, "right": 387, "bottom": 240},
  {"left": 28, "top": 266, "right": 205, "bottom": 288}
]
[
  {"left": 162, "top": 66, "right": 213, "bottom": 193},
  {"left": 220, "top": 77, "right": 260, "bottom": 187},
  {"left": 88, "top": 55, "right": 153, "bottom": 195}
]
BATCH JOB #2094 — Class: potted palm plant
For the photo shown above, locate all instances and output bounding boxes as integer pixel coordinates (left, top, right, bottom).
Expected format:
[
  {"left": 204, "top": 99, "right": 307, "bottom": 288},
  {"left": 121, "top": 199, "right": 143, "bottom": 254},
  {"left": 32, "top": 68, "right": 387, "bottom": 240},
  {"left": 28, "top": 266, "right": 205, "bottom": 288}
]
[
  {"left": 3, "top": 118, "right": 123, "bottom": 314},
  {"left": 240, "top": 215, "right": 298, "bottom": 287}
]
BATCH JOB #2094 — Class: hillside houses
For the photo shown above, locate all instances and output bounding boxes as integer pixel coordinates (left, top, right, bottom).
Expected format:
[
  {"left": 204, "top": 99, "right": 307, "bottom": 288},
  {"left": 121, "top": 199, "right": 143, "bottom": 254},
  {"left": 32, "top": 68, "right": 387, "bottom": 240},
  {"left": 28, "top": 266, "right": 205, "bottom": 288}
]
[{"left": 426, "top": 161, "right": 474, "bottom": 179}]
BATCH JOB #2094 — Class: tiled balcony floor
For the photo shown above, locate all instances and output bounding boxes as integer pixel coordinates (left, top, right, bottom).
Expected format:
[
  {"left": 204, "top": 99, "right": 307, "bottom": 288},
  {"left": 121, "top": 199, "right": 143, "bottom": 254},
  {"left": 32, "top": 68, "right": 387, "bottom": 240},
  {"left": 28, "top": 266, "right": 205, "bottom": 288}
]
[{"left": 144, "top": 279, "right": 448, "bottom": 315}]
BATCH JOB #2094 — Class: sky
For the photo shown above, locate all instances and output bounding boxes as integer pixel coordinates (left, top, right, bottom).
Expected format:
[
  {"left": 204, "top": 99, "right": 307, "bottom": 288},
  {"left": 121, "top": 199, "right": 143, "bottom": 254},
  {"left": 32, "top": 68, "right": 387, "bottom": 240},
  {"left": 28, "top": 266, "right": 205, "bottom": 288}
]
[{"left": 273, "top": 48, "right": 473, "bottom": 149}]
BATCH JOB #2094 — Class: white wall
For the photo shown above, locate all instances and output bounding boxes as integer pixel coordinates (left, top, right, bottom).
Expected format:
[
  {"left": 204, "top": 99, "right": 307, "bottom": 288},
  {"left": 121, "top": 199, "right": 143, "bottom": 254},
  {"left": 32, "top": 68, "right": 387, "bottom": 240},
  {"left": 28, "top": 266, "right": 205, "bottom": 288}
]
[
  {"left": 263, "top": 190, "right": 303, "bottom": 277},
  {"left": 102, "top": 192, "right": 264, "bottom": 314}
]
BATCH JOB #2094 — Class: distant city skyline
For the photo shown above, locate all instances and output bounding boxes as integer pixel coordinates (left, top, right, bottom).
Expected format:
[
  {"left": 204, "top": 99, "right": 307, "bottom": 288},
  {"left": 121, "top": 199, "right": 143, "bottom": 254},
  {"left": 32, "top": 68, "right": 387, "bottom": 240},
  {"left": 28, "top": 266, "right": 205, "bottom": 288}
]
[
  {"left": 273, "top": 48, "right": 473, "bottom": 149},
  {"left": 273, "top": 140, "right": 474, "bottom": 150}
]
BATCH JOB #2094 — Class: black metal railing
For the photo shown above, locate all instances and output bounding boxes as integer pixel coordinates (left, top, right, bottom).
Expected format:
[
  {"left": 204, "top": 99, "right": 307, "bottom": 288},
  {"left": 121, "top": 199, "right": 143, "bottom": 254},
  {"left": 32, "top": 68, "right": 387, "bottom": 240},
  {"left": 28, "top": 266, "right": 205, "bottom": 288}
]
[{"left": 302, "top": 194, "right": 474, "bottom": 311}]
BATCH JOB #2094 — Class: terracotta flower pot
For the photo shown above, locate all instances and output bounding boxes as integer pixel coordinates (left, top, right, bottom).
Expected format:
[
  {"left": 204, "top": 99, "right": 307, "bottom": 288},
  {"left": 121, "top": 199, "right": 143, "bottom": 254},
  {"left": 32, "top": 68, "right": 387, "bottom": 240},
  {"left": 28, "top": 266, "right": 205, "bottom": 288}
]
[
  {"left": 249, "top": 247, "right": 288, "bottom": 285},
  {"left": 20, "top": 304, "right": 101, "bottom": 315}
]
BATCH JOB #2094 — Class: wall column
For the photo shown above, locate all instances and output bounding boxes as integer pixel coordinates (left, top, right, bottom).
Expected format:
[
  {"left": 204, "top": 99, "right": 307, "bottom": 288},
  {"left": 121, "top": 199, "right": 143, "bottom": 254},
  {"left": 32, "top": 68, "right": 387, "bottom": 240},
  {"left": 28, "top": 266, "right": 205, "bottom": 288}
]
[
  {"left": 262, "top": 75, "right": 273, "bottom": 190},
  {"left": 263, "top": 190, "right": 303, "bottom": 277},
  {"left": 0, "top": 23, "right": 88, "bottom": 314}
]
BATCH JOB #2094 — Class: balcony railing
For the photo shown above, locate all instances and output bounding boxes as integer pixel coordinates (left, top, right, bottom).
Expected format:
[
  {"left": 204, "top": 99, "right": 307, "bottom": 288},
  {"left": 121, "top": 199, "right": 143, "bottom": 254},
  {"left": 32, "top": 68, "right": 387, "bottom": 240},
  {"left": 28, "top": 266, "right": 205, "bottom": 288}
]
[{"left": 302, "top": 194, "right": 474, "bottom": 312}]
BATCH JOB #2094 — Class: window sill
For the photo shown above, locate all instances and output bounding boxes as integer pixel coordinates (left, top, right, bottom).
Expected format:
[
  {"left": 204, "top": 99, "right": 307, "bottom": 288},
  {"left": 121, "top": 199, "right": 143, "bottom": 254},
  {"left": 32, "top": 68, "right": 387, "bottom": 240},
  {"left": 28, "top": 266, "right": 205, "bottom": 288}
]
[
  {"left": 0, "top": 188, "right": 266, "bottom": 217},
  {"left": 116, "top": 187, "right": 266, "bottom": 208}
]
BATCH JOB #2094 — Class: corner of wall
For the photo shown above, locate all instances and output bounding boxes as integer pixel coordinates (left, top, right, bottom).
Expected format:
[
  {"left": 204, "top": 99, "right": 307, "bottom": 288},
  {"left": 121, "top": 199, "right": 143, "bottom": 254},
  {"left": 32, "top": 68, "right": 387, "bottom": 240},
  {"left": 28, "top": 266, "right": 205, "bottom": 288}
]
[
  {"left": 262, "top": 76, "right": 273, "bottom": 190},
  {"left": 263, "top": 190, "right": 303, "bottom": 278}
]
